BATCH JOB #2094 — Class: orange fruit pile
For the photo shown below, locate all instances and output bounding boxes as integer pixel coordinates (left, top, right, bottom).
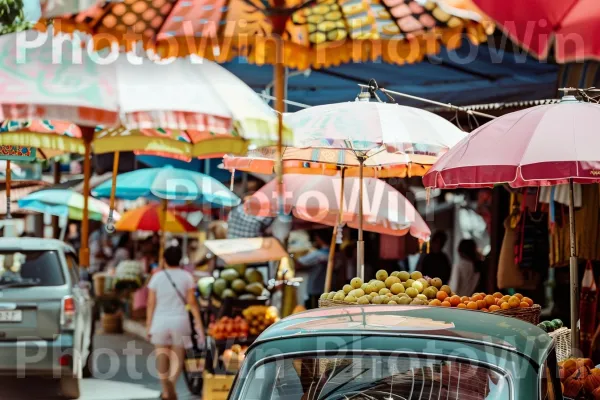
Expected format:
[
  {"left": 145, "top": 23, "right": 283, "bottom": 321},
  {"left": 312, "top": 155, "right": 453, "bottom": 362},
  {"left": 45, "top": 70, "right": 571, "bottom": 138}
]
[{"left": 428, "top": 292, "right": 534, "bottom": 312}]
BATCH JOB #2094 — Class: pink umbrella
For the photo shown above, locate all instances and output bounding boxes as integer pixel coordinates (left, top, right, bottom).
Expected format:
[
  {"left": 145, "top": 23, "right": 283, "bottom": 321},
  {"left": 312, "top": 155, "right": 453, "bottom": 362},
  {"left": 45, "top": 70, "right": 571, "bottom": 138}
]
[
  {"left": 245, "top": 174, "right": 430, "bottom": 241},
  {"left": 423, "top": 95, "right": 600, "bottom": 352},
  {"left": 423, "top": 97, "right": 600, "bottom": 189}
]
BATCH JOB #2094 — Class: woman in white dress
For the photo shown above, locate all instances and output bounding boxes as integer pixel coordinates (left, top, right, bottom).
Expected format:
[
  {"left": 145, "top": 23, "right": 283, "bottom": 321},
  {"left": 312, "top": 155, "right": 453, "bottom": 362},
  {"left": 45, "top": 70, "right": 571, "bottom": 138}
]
[{"left": 146, "top": 245, "right": 202, "bottom": 400}]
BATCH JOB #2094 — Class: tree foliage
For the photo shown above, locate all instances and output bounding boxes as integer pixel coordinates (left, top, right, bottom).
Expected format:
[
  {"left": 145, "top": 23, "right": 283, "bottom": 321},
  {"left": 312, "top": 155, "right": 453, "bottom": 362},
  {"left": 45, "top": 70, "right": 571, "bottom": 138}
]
[{"left": 0, "top": 0, "right": 32, "bottom": 34}]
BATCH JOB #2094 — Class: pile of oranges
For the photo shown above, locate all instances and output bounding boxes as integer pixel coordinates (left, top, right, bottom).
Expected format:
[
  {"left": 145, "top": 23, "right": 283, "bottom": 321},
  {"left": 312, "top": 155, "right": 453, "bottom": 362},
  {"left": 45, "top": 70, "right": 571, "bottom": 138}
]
[{"left": 428, "top": 292, "right": 534, "bottom": 312}]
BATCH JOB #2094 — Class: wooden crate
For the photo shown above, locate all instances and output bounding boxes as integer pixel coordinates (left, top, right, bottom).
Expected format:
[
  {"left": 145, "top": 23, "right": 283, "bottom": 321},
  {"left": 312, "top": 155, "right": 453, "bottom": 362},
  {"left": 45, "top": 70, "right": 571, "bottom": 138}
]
[{"left": 202, "top": 373, "right": 235, "bottom": 400}]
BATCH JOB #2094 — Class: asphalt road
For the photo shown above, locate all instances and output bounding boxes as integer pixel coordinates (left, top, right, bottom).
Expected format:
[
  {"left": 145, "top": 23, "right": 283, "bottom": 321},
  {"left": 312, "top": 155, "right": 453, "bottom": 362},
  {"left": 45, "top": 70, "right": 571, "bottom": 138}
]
[{"left": 2, "top": 332, "right": 202, "bottom": 400}]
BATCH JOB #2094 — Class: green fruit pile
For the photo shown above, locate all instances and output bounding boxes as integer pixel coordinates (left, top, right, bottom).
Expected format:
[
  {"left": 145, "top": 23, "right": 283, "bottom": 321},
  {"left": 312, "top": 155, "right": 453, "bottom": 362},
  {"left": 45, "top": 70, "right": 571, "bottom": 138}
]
[
  {"left": 212, "top": 267, "right": 266, "bottom": 300},
  {"left": 537, "top": 319, "right": 563, "bottom": 333},
  {"left": 320, "top": 270, "right": 451, "bottom": 306}
]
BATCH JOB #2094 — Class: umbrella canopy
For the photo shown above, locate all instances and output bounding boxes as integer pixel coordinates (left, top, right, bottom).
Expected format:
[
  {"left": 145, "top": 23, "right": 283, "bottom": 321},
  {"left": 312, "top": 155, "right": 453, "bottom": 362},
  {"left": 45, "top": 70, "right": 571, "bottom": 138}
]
[
  {"left": 224, "top": 146, "right": 437, "bottom": 178},
  {"left": 422, "top": 97, "right": 600, "bottom": 189},
  {"left": 0, "top": 120, "right": 83, "bottom": 158},
  {"left": 45, "top": 0, "right": 492, "bottom": 69},
  {"left": 92, "top": 165, "right": 240, "bottom": 206},
  {"left": 245, "top": 174, "right": 430, "bottom": 240},
  {"left": 474, "top": 0, "right": 600, "bottom": 62},
  {"left": 115, "top": 203, "right": 196, "bottom": 233},
  {"left": 288, "top": 101, "right": 466, "bottom": 155},
  {"left": 17, "top": 189, "right": 118, "bottom": 222},
  {"left": 422, "top": 95, "right": 600, "bottom": 355},
  {"left": 0, "top": 30, "right": 291, "bottom": 157}
]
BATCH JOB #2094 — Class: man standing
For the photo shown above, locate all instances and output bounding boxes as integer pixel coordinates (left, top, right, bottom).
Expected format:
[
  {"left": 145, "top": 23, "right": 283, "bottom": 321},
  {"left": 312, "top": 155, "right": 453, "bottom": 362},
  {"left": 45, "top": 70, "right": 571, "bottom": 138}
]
[
  {"left": 296, "top": 229, "right": 331, "bottom": 309},
  {"left": 226, "top": 202, "right": 274, "bottom": 239}
]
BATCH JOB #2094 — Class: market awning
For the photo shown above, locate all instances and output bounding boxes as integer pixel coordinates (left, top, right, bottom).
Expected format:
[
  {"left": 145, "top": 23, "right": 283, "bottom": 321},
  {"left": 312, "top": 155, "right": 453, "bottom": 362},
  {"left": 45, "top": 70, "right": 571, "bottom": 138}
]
[
  {"left": 224, "top": 39, "right": 558, "bottom": 111},
  {"left": 204, "top": 237, "right": 288, "bottom": 266}
]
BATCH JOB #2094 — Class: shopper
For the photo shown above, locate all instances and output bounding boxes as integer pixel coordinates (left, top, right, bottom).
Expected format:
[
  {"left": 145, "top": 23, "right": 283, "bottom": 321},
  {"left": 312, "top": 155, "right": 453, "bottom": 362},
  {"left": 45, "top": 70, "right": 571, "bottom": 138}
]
[
  {"left": 416, "top": 231, "right": 451, "bottom": 283},
  {"left": 297, "top": 229, "right": 331, "bottom": 309},
  {"left": 448, "top": 239, "right": 482, "bottom": 297},
  {"left": 146, "top": 245, "right": 202, "bottom": 400}
]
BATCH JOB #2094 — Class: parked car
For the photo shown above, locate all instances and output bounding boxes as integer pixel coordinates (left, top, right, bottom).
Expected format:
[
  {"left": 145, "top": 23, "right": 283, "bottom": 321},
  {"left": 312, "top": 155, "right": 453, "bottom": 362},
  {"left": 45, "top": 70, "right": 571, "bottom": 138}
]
[
  {"left": 229, "top": 305, "right": 561, "bottom": 399},
  {"left": 0, "top": 238, "right": 94, "bottom": 399}
]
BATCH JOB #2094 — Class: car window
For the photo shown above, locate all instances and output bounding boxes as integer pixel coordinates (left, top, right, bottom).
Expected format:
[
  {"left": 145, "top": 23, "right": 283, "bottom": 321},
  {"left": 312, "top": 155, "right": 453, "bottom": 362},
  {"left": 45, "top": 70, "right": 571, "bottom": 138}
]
[
  {"left": 65, "top": 254, "right": 80, "bottom": 285},
  {"left": 0, "top": 250, "right": 65, "bottom": 286},
  {"left": 238, "top": 354, "right": 510, "bottom": 400}
]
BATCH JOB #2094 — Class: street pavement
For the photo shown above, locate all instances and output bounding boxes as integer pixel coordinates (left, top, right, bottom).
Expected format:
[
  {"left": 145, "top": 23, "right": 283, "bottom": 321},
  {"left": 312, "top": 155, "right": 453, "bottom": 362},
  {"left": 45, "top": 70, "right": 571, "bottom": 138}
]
[{"left": 1, "top": 332, "right": 202, "bottom": 400}]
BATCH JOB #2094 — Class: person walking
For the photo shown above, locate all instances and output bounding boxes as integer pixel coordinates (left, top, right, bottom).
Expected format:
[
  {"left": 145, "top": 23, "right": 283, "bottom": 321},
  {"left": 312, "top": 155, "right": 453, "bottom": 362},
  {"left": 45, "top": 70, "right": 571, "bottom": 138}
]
[
  {"left": 146, "top": 245, "right": 202, "bottom": 400},
  {"left": 448, "top": 239, "right": 482, "bottom": 297}
]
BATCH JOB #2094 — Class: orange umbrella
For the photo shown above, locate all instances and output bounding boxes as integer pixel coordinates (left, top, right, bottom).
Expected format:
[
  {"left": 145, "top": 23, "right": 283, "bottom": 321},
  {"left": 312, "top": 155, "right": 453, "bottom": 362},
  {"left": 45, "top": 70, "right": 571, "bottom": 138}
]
[
  {"left": 44, "top": 0, "right": 492, "bottom": 69},
  {"left": 116, "top": 203, "right": 197, "bottom": 233}
]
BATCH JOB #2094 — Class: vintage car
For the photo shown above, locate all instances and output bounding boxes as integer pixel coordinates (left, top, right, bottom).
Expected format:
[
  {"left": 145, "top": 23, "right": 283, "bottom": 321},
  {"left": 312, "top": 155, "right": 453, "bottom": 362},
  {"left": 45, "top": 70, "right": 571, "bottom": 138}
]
[{"left": 229, "top": 305, "right": 561, "bottom": 399}]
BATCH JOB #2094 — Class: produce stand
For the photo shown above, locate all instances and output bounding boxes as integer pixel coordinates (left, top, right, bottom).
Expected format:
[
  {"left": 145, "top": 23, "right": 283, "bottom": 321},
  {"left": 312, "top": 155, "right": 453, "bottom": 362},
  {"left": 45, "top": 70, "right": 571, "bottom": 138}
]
[{"left": 184, "top": 237, "right": 288, "bottom": 397}]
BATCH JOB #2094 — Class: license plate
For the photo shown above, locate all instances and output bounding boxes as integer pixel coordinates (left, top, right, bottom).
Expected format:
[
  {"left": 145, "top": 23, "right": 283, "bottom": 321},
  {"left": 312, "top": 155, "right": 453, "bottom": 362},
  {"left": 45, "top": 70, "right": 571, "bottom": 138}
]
[{"left": 0, "top": 310, "right": 22, "bottom": 322}]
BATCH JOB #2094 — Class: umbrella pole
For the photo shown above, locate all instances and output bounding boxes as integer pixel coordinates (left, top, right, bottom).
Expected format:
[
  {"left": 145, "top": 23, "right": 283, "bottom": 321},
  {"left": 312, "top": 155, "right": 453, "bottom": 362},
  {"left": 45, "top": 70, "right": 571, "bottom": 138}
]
[
  {"left": 274, "top": 37, "right": 285, "bottom": 216},
  {"left": 80, "top": 128, "right": 94, "bottom": 267},
  {"left": 568, "top": 179, "right": 580, "bottom": 353},
  {"left": 5, "top": 160, "right": 11, "bottom": 221},
  {"left": 325, "top": 168, "right": 345, "bottom": 292},
  {"left": 357, "top": 157, "right": 365, "bottom": 280},
  {"left": 106, "top": 151, "right": 120, "bottom": 233},
  {"left": 159, "top": 199, "right": 167, "bottom": 268}
]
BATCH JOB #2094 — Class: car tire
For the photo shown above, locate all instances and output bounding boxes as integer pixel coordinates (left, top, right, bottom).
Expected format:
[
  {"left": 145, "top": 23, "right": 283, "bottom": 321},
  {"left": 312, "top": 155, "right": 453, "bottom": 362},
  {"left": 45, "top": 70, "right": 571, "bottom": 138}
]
[{"left": 59, "top": 376, "right": 80, "bottom": 399}]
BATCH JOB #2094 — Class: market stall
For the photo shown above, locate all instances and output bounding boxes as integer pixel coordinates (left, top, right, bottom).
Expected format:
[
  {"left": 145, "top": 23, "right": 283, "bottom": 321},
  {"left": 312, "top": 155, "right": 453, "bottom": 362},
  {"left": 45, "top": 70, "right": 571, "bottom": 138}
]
[{"left": 189, "top": 236, "right": 300, "bottom": 398}]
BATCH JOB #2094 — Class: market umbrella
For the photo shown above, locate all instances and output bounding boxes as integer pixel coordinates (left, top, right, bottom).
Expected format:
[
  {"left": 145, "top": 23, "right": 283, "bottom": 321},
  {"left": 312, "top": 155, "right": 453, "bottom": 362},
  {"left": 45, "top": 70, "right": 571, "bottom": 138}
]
[
  {"left": 115, "top": 203, "right": 196, "bottom": 234},
  {"left": 283, "top": 97, "right": 464, "bottom": 279},
  {"left": 92, "top": 165, "right": 240, "bottom": 206},
  {"left": 423, "top": 95, "right": 600, "bottom": 353},
  {"left": 93, "top": 165, "right": 240, "bottom": 261},
  {"left": 0, "top": 30, "right": 285, "bottom": 264},
  {"left": 17, "top": 189, "right": 120, "bottom": 238},
  {"left": 45, "top": 0, "right": 490, "bottom": 234},
  {"left": 474, "top": 0, "right": 599, "bottom": 62},
  {"left": 246, "top": 174, "right": 430, "bottom": 238}
]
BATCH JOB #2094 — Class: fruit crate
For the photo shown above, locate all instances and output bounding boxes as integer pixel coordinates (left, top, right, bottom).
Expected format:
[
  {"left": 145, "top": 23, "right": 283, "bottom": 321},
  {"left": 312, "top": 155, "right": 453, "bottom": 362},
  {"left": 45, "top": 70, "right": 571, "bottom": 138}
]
[{"left": 492, "top": 304, "right": 541, "bottom": 325}]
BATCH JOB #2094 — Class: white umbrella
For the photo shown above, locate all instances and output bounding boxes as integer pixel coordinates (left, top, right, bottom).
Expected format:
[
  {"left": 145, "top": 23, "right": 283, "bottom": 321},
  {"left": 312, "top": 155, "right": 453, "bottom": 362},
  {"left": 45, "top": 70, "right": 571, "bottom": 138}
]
[{"left": 286, "top": 95, "right": 465, "bottom": 279}]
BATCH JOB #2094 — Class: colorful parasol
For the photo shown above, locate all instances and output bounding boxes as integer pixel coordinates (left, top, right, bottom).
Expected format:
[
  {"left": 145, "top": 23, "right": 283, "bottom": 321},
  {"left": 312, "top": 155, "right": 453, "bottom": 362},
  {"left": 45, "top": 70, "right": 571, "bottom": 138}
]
[
  {"left": 92, "top": 165, "right": 240, "bottom": 206},
  {"left": 115, "top": 203, "right": 196, "bottom": 233},
  {"left": 282, "top": 97, "right": 464, "bottom": 279},
  {"left": 473, "top": 0, "right": 600, "bottom": 62},
  {"left": 0, "top": 31, "right": 289, "bottom": 154},
  {"left": 246, "top": 174, "right": 430, "bottom": 238},
  {"left": 0, "top": 29, "right": 286, "bottom": 264},
  {"left": 17, "top": 189, "right": 119, "bottom": 222},
  {"left": 224, "top": 146, "right": 436, "bottom": 178},
  {"left": 423, "top": 95, "right": 600, "bottom": 353},
  {"left": 45, "top": 0, "right": 492, "bottom": 69}
]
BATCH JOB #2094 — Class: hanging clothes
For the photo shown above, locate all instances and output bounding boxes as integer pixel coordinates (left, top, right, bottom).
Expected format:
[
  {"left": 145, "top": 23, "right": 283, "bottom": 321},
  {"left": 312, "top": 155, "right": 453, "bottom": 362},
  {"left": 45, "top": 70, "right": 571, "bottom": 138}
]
[
  {"left": 539, "top": 183, "right": 583, "bottom": 208},
  {"left": 550, "top": 184, "right": 600, "bottom": 267}
]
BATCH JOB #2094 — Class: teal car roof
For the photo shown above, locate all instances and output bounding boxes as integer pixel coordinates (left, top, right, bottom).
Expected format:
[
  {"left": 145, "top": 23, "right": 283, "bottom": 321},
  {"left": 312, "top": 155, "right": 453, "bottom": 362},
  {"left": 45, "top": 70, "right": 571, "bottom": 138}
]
[{"left": 257, "top": 306, "right": 554, "bottom": 366}]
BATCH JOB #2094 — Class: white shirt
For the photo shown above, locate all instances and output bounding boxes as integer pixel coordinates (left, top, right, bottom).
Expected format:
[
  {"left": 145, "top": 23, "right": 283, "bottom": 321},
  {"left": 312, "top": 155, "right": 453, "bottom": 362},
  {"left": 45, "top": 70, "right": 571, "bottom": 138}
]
[
  {"left": 148, "top": 269, "right": 195, "bottom": 318},
  {"left": 448, "top": 257, "right": 480, "bottom": 297}
]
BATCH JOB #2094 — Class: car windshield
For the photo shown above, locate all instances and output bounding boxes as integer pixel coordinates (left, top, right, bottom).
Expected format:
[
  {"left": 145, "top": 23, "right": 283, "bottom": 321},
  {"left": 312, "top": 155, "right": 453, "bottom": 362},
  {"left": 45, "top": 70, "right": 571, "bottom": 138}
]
[
  {"left": 0, "top": 250, "right": 65, "bottom": 287},
  {"left": 238, "top": 354, "right": 510, "bottom": 400}
]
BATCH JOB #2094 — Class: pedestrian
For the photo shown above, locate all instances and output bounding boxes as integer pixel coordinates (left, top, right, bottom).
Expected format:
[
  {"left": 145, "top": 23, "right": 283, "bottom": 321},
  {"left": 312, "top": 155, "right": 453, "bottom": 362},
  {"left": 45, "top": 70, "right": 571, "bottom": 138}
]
[
  {"left": 296, "top": 229, "right": 331, "bottom": 309},
  {"left": 416, "top": 231, "right": 452, "bottom": 283},
  {"left": 146, "top": 245, "right": 203, "bottom": 400},
  {"left": 448, "top": 239, "right": 482, "bottom": 297}
]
